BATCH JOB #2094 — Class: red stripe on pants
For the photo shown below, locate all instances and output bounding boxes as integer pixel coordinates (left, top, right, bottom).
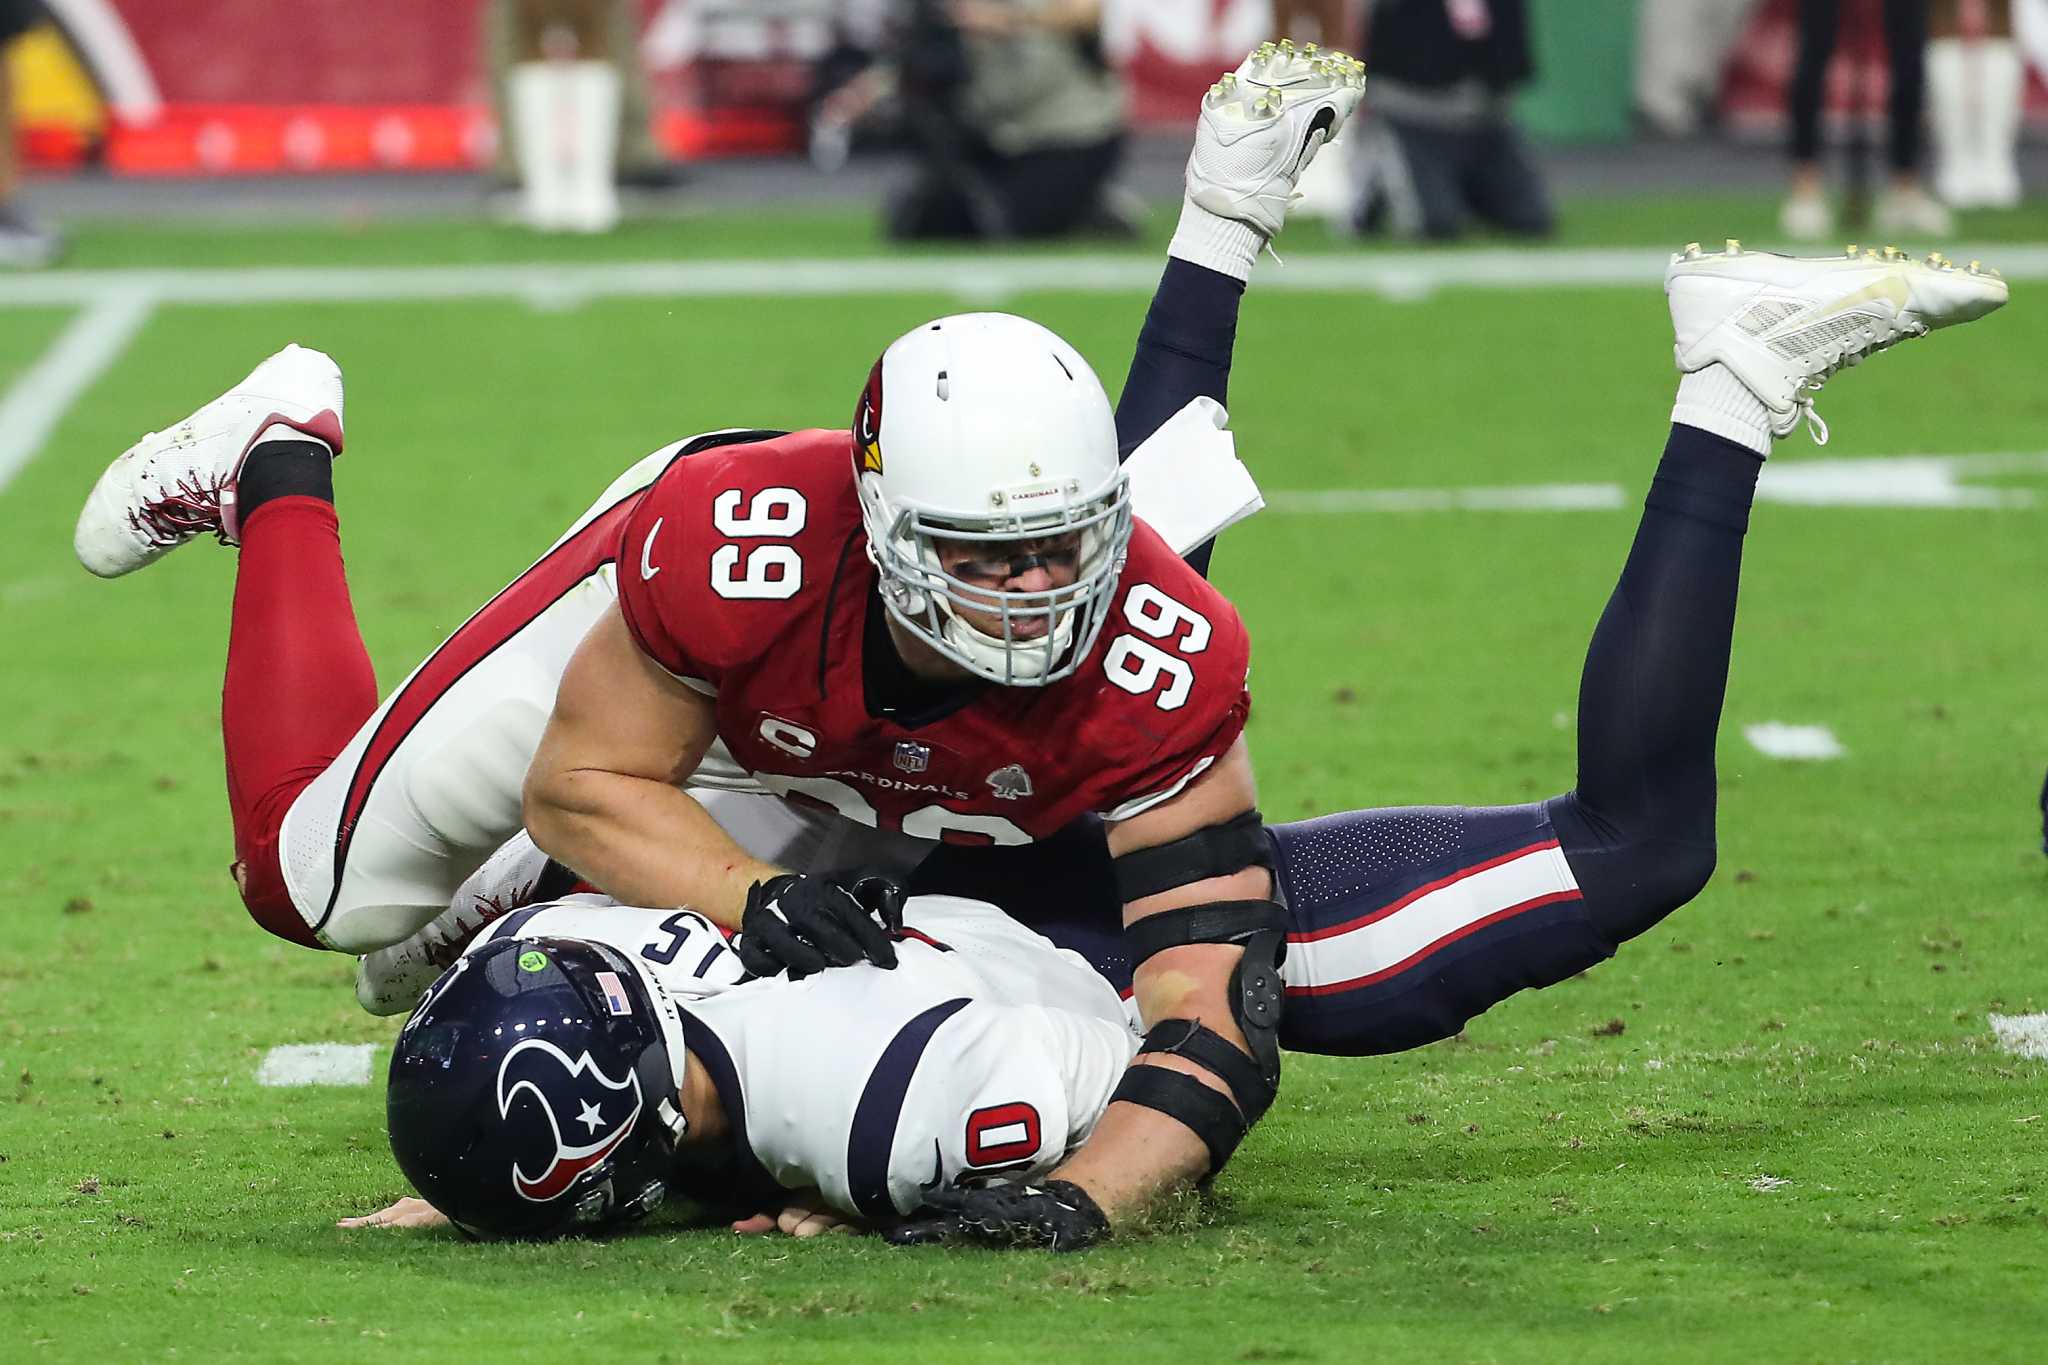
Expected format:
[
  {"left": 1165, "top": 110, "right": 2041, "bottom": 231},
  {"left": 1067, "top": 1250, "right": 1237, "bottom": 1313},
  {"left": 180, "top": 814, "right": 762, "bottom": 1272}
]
[
  {"left": 316, "top": 493, "right": 642, "bottom": 935},
  {"left": 223, "top": 496, "right": 378, "bottom": 949}
]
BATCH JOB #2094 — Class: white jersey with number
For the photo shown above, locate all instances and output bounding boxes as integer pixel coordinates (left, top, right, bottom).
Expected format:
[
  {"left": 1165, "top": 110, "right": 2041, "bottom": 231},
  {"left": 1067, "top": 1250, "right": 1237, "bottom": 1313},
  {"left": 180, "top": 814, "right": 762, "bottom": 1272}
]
[{"left": 463, "top": 894, "right": 1139, "bottom": 1220}]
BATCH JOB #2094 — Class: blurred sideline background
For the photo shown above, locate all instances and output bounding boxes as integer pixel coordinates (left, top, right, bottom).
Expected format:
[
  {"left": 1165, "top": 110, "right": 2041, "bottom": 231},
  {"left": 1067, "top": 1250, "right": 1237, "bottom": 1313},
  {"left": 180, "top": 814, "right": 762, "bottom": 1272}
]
[{"left": 2, "top": 0, "right": 2042, "bottom": 256}]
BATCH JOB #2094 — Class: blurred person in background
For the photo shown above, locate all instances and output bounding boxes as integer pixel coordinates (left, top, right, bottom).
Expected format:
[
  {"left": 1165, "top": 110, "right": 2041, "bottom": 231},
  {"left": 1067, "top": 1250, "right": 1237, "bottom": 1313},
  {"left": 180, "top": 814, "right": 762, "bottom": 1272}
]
[
  {"left": 1273, "top": 1, "right": 1362, "bottom": 219},
  {"left": 1276, "top": 0, "right": 1352, "bottom": 37},
  {"left": 0, "top": 0, "right": 60, "bottom": 267},
  {"left": 494, "top": 0, "right": 625, "bottom": 232},
  {"left": 1781, "top": 0, "right": 1952, "bottom": 240},
  {"left": 1927, "top": 0, "right": 2025, "bottom": 207},
  {"left": 863, "top": 0, "right": 1133, "bottom": 240},
  {"left": 1636, "top": 0, "right": 1765, "bottom": 137},
  {"left": 1350, "top": 0, "right": 1556, "bottom": 240},
  {"left": 487, "top": 0, "right": 681, "bottom": 198}
]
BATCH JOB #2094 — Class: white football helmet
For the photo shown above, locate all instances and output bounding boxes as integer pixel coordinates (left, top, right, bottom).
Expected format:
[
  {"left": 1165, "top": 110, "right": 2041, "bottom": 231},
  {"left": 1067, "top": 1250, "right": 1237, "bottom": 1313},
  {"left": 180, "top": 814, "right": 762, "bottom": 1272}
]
[{"left": 854, "top": 314, "right": 1133, "bottom": 686}]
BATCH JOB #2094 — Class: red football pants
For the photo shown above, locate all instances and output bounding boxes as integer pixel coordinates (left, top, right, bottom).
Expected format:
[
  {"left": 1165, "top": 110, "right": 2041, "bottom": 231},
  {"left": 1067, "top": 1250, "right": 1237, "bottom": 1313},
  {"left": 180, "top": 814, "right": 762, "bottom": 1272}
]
[{"left": 222, "top": 496, "right": 378, "bottom": 948}]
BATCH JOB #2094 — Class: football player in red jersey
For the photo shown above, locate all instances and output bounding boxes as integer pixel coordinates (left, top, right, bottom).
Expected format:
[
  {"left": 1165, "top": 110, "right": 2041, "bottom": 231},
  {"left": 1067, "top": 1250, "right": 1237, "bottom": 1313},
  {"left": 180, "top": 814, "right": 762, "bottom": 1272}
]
[
  {"left": 73, "top": 34, "right": 2010, "bottom": 1248},
  {"left": 74, "top": 45, "right": 1369, "bottom": 1242}
]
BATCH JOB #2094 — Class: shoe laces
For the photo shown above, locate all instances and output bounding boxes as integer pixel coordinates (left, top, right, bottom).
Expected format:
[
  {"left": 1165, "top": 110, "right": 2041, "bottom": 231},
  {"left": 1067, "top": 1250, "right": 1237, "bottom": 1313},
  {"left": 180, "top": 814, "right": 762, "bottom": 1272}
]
[
  {"left": 1789, "top": 316, "right": 1927, "bottom": 446},
  {"left": 128, "top": 471, "right": 229, "bottom": 547}
]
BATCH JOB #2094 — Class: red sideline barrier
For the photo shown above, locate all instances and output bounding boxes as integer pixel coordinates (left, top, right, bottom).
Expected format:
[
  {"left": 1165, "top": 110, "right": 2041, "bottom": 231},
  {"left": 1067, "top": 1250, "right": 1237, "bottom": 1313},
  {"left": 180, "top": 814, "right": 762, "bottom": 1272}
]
[{"left": 15, "top": 0, "right": 2044, "bottom": 174}]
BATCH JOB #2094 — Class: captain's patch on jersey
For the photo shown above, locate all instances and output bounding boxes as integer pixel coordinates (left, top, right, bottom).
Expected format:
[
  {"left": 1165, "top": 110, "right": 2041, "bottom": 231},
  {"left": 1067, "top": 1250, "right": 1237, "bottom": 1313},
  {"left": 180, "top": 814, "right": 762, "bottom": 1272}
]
[{"left": 595, "top": 971, "right": 634, "bottom": 1016}]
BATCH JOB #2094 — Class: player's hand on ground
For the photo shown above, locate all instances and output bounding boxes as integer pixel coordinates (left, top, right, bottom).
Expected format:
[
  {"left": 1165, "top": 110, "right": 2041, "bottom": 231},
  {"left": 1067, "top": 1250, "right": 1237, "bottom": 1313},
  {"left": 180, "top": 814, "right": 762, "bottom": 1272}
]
[
  {"left": 885, "top": 1180, "right": 1109, "bottom": 1252},
  {"left": 734, "top": 872, "right": 901, "bottom": 979},
  {"left": 338, "top": 1196, "right": 449, "bottom": 1231},
  {"left": 731, "top": 1190, "right": 855, "bottom": 1239}
]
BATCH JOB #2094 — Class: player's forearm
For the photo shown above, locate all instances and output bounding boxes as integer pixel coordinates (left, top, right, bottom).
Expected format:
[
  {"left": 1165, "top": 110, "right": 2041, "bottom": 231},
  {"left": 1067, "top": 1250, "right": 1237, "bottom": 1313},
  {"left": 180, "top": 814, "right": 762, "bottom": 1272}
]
[
  {"left": 1052, "top": 940, "right": 1254, "bottom": 1219},
  {"left": 1050, "top": 1090, "right": 1214, "bottom": 1217},
  {"left": 523, "top": 770, "right": 779, "bottom": 928}
]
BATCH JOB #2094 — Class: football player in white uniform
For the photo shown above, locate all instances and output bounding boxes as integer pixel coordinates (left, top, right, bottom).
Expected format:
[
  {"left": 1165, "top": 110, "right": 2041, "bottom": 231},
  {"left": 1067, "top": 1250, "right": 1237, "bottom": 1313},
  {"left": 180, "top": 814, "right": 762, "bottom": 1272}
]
[{"left": 346, "top": 838, "right": 1139, "bottom": 1244}]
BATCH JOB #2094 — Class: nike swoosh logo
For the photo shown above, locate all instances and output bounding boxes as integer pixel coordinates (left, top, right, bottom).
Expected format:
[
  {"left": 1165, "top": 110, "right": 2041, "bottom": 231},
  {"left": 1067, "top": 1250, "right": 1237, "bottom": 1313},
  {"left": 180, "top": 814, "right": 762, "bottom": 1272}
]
[
  {"left": 1291, "top": 105, "right": 1338, "bottom": 178},
  {"left": 639, "top": 519, "right": 663, "bottom": 581},
  {"left": 918, "top": 1139, "right": 946, "bottom": 1195}
]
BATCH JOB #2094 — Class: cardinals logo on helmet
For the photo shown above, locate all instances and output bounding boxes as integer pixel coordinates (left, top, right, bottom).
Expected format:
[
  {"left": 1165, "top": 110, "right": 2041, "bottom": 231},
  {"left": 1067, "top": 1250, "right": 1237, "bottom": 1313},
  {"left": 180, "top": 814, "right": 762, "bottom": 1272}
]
[
  {"left": 855, "top": 358, "right": 885, "bottom": 474},
  {"left": 495, "top": 1038, "right": 645, "bottom": 1203}
]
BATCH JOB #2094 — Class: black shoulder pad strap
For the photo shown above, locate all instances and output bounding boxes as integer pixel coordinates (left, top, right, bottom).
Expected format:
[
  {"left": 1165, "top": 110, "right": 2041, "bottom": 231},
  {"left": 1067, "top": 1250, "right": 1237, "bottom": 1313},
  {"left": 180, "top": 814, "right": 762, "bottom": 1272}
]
[
  {"left": 1123, "top": 900, "right": 1290, "bottom": 971},
  {"left": 1110, "top": 1065, "right": 1247, "bottom": 1176},
  {"left": 1112, "top": 809, "right": 1272, "bottom": 904},
  {"left": 1138, "top": 1020, "right": 1276, "bottom": 1124}
]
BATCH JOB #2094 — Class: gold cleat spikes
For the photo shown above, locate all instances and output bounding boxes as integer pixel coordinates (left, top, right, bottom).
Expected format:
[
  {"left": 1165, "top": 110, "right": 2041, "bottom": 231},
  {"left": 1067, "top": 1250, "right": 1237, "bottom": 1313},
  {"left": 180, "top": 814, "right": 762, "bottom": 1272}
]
[
  {"left": 1844, "top": 243, "right": 1859, "bottom": 257},
  {"left": 1725, "top": 238, "right": 1741, "bottom": 255},
  {"left": 1254, "top": 90, "right": 1281, "bottom": 118},
  {"left": 1924, "top": 251, "right": 1949, "bottom": 269},
  {"left": 1682, "top": 241, "right": 1703, "bottom": 258},
  {"left": 1882, "top": 245, "right": 1904, "bottom": 261}
]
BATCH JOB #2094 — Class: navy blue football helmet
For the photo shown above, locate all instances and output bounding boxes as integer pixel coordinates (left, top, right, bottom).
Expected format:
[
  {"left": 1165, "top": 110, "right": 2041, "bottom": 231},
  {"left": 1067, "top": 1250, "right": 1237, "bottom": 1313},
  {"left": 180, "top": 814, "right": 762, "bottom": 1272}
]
[{"left": 386, "top": 935, "right": 690, "bottom": 1239}]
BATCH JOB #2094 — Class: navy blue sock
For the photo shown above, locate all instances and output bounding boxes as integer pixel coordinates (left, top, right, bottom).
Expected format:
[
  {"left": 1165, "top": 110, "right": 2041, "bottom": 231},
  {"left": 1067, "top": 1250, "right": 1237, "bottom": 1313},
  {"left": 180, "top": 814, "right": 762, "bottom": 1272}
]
[
  {"left": 1550, "top": 423, "right": 1763, "bottom": 933},
  {"left": 1115, "top": 258, "right": 1245, "bottom": 577}
]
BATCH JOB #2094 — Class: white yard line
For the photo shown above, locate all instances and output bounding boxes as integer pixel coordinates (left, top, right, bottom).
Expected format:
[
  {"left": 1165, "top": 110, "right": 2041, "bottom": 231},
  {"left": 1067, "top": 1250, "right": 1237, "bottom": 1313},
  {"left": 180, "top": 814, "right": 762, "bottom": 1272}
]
[
  {"left": 1267, "top": 483, "right": 1627, "bottom": 513},
  {"left": 1, "top": 244, "right": 2045, "bottom": 311},
  {"left": 255, "top": 1042, "right": 378, "bottom": 1087},
  {"left": 1988, "top": 1014, "right": 2048, "bottom": 1061},
  {"left": 1267, "top": 453, "right": 2048, "bottom": 516},
  {"left": 1743, "top": 723, "right": 1846, "bottom": 761},
  {"left": 0, "top": 290, "right": 155, "bottom": 494}
]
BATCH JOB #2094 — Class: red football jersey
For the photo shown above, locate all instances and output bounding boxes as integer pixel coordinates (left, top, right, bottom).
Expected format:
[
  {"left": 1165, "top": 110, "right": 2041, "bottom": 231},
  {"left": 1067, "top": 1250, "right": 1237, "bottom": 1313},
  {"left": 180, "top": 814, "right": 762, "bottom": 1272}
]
[{"left": 615, "top": 429, "right": 1252, "bottom": 846}]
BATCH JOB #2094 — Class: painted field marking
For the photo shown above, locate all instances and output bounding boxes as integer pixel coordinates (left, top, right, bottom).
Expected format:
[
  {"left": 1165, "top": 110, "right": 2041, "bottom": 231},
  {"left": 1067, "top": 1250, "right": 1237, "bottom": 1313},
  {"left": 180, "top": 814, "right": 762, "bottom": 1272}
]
[
  {"left": 1268, "top": 453, "right": 2048, "bottom": 516},
  {"left": 0, "top": 290, "right": 156, "bottom": 493},
  {"left": 1988, "top": 1013, "right": 2048, "bottom": 1061},
  {"left": 0, "top": 243, "right": 2044, "bottom": 312},
  {"left": 1266, "top": 483, "right": 1626, "bottom": 513},
  {"left": 255, "top": 1042, "right": 377, "bottom": 1087},
  {"left": 1743, "top": 723, "right": 1846, "bottom": 761}
]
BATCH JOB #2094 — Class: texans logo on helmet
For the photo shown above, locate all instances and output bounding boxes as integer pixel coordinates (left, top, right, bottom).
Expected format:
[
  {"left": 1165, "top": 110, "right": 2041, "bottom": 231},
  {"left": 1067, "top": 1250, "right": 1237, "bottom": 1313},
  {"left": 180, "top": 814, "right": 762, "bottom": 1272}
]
[
  {"left": 495, "top": 1038, "right": 645, "bottom": 1203},
  {"left": 856, "top": 358, "right": 885, "bottom": 473}
]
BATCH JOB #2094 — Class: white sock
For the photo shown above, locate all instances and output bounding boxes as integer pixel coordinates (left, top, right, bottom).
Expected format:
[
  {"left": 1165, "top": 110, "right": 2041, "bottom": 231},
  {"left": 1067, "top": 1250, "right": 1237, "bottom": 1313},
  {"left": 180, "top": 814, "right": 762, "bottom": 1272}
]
[
  {"left": 1167, "top": 198, "right": 1265, "bottom": 282},
  {"left": 1925, "top": 38, "right": 1972, "bottom": 206},
  {"left": 256, "top": 422, "right": 332, "bottom": 456},
  {"left": 509, "top": 62, "right": 568, "bottom": 231},
  {"left": 561, "top": 61, "right": 621, "bottom": 234},
  {"left": 1978, "top": 39, "right": 2025, "bottom": 205},
  {"left": 1671, "top": 364, "right": 1772, "bottom": 457}
]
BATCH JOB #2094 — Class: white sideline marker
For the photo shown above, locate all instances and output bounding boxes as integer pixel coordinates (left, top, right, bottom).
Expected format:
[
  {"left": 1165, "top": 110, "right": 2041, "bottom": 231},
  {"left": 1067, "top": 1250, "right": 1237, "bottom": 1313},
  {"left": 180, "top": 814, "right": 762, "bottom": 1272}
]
[
  {"left": 1743, "top": 723, "right": 1845, "bottom": 761},
  {"left": 1988, "top": 1014, "right": 2048, "bottom": 1061},
  {"left": 256, "top": 1043, "right": 377, "bottom": 1087}
]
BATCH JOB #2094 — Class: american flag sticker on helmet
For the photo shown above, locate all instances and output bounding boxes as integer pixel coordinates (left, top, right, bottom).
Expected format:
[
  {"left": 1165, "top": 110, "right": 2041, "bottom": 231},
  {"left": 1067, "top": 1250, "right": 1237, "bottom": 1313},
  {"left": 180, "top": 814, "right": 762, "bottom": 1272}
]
[{"left": 595, "top": 971, "right": 633, "bottom": 1016}]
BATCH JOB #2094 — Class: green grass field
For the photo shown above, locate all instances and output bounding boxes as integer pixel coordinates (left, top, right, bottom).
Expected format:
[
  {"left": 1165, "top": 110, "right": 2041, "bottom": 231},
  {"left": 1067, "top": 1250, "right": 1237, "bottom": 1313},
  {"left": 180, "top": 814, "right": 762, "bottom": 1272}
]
[{"left": 2, "top": 199, "right": 2046, "bottom": 1363}]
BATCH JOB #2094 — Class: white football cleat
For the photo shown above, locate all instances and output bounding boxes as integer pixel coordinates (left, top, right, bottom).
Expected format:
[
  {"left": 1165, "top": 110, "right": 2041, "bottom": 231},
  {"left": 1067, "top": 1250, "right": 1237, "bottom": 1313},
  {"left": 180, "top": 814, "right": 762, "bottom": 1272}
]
[
  {"left": 1186, "top": 40, "right": 1366, "bottom": 239},
  {"left": 74, "top": 343, "right": 344, "bottom": 578},
  {"left": 1666, "top": 240, "right": 2007, "bottom": 443},
  {"left": 355, "top": 833, "right": 556, "bottom": 1015}
]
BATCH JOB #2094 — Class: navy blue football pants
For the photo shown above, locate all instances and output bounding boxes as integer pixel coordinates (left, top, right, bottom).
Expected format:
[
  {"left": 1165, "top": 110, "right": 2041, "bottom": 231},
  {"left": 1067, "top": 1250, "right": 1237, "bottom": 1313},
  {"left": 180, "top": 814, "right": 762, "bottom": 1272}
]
[{"left": 912, "top": 258, "right": 1762, "bottom": 1056}]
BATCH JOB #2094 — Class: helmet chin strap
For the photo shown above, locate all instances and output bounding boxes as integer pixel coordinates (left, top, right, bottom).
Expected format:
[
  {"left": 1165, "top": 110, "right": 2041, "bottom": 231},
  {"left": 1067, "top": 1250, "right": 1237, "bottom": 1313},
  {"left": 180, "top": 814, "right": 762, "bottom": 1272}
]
[{"left": 934, "top": 593, "right": 1076, "bottom": 684}]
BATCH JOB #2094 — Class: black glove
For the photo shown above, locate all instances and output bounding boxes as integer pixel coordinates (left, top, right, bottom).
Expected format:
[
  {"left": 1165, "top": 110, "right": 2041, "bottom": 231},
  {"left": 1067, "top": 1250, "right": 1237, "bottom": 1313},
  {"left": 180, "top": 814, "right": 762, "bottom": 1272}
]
[
  {"left": 733, "top": 872, "right": 901, "bottom": 980},
  {"left": 884, "top": 1180, "right": 1109, "bottom": 1252}
]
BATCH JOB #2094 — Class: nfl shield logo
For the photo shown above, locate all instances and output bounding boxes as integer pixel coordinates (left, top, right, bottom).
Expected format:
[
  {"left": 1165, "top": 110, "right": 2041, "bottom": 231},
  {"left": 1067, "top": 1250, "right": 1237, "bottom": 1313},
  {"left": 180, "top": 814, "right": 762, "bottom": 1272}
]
[
  {"left": 986, "top": 764, "right": 1034, "bottom": 801},
  {"left": 894, "top": 741, "right": 931, "bottom": 774}
]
